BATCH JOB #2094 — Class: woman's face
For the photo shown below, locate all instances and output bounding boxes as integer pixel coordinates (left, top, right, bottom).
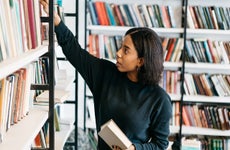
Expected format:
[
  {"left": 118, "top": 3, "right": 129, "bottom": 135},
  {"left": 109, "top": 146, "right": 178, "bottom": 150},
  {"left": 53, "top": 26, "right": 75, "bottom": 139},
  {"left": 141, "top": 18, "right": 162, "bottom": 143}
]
[{"left": 116, "top": 35, "right": 143, "bottom": 82}]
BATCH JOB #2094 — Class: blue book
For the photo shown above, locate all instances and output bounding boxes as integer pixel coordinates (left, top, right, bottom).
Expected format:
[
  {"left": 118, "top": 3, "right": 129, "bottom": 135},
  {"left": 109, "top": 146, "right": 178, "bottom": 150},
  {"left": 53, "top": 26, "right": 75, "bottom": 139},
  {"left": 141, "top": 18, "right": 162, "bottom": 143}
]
[
  {"left": 105, "top": 3, "right": 116, "bottom": 26},
  {"left": 203, "top": 40, "right": 213, "bottom": 63},
  {"left": 88, "top": 1, "right": 98, "bottom": 25}
]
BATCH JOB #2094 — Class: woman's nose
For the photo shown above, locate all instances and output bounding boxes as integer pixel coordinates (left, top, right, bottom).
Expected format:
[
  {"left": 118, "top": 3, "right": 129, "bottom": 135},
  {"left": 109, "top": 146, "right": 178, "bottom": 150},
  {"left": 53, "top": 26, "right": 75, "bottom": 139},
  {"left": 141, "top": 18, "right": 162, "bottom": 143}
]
[{"left": 116, "top": 49, "right": 122, "bottom": 58}]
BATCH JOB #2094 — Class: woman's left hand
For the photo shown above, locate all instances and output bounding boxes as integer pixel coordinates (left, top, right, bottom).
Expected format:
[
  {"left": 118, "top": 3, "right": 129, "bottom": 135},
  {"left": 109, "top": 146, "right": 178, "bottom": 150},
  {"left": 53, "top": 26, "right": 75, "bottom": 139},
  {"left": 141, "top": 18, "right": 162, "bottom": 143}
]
[{"left": 112, "top": 144, "right": 136, "bottom": 150}]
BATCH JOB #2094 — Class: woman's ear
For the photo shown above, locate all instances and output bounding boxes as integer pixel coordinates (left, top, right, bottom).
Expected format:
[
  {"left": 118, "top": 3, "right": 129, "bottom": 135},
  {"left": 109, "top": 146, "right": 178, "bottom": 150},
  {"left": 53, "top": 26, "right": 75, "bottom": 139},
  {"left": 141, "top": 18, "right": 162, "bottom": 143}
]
[{"left": 138, "top": 57, "right": 144, "bottom": 67}]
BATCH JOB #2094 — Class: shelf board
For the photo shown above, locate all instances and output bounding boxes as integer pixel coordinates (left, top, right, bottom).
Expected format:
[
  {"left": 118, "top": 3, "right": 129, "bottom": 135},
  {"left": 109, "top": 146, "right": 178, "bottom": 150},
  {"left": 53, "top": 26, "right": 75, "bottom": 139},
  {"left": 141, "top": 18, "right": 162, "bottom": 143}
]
[
  {"left": 184, "top": 62, "right": 230, "bottom": 74},
  {"left": 0, "top": 107, "right": 48, "bottom": 150},
  {"left": 170, "top": 125, "right": 230, "bottom": 137},
  {"left": 55, "top": 119, "right": 75, "bottom": 150},
  {"left": 0, "top": 46, "right": 48, "bottom": 80},
  {"left": 183, "top": 95, "right": 230, "bottom": 104},
  {"left": 96, "top": 0, "right": 182, "bottom": 5},
  {"left": 170, "top": 94, "right": 230, "bottom": 104},
  {"left": 186, "top": 29, "right": 230, "bottom": 40},
  {"left": 182, "top": 126, "right": 230, "bottom": 136},
  {"left": 164, "top": 62, "right": 230, "bottom": 74},
  {"left": 163, "top": 62, "right": 181, "bottom": 70},
  {"left": 87, "top": 25, "right": 183, "bottom": 36}
]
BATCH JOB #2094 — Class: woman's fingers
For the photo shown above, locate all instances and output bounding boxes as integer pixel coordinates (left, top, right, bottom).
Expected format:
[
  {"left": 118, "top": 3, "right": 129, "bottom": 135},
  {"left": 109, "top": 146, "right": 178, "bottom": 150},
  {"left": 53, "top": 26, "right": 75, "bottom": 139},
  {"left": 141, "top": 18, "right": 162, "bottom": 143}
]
[
  {"left": 40, "top": 0, "right": 49, "bottom": 14},
  {"left": 112, "top": 145, "right": 122, "bottom": 150}
]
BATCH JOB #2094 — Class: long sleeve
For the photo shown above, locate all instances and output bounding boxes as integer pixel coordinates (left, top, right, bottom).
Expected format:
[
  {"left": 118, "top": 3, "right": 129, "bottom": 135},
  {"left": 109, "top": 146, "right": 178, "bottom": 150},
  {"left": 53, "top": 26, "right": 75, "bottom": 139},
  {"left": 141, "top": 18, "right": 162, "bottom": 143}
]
[{"left": 54, "top": 21, "right": 112, "bottom": 93}]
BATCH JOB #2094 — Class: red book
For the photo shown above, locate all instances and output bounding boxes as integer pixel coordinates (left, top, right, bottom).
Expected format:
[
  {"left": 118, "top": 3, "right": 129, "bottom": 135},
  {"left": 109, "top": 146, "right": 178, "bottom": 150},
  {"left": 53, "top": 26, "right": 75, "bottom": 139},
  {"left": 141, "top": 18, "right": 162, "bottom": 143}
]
[
  {"left": 160, "top": 6, "right": 171, "bottom": 28},
  {"left": 27, "top": 0, "right": 37, "bottom": 49},
  {"left": 165, "top": 38, "right": 177, "bottom": 61},
  {"left": 94, "top": 1, "right": 109, "bottom": 25},
  {"left": 101, "top": 2, "right": 110, "bottom": 25},
  {"left": 182, "top": 106, "right": 191, "bottom": 126},
  {"left": 111, "top": 4, "right": 125, "bottom": 26}
]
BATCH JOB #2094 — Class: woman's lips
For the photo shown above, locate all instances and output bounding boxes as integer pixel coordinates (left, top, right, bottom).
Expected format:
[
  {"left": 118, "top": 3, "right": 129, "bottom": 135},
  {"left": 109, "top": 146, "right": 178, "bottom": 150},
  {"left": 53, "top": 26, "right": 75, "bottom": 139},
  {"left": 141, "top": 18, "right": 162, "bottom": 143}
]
[{"left": 116, "top": 61, "right": 121, "bottom": 67}]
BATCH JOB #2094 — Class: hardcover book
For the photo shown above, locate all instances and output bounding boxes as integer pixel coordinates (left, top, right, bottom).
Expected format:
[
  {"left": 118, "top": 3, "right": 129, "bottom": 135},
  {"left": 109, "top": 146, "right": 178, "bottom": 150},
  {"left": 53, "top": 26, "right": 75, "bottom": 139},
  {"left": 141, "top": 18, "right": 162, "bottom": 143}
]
[{"left": 98, "top": 119, "right": 132, "bottom": 149}]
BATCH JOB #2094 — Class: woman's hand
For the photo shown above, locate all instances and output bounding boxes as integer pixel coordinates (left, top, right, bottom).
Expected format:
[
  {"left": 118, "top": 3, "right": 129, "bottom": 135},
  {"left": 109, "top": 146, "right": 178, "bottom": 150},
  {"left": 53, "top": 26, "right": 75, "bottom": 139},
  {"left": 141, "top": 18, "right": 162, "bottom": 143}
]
[
  {"left": 39, "top": 0, "right": 61, "bottom": 26},
  {"left": 112, "top": 144, "right": 136, "bottom": 150}
]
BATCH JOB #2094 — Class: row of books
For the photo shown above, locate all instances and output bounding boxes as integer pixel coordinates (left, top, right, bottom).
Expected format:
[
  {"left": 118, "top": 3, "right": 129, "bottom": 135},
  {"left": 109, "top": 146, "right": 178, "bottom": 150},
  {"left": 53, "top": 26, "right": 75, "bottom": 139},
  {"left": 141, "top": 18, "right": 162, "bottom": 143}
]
[
  {"left": 88, "top": 34, "right": 122, "bottom": 59},
  {"left": 171, "top": 102, "right": 230, "bottom": 130},
  {"left": 181, "top": 136, "right": 230, "bottom": 150},
  {"left": 0, "top": 65, "right": 34, "bottom": 143},
  {"left": 182, "top": 104, "right": 230, "bottom": 130},
  {"left": 183, "top": 73, "right": 230, "bottom": 97},
  {"left": 185, "top": 39, "right": 230, "bottom": 64},
  {"left": 0, "top": 0, "right": 42, "bottom": 62},
  {"left": 88, "top": 1, "right": 230, "bottom": 31},
  {"left": 31, "top": 107, "right": 61, "bottom": 149},
  {"left": 32, "top": 124, "right": 49, "bottom": 149},
  {"left": 87, "top": 1, "right": 177, "bottom": 28},
  {"left": 163, "top": 38, "right": 184, "bottom": 62},
  {"left": 166, "top": 38, "right": 230, "bottom": 64},
  {"left": 186, "top": 6, "right": 230, "bottom": 30},
  {"left": 161, "top": 70, "right": 181, "bottom": 95},
  {"left": 0, "top": 56, "right": 53, "bottom": 143},
  {"left": 34, "top": 57, "right": 50, "bottom": 97}
]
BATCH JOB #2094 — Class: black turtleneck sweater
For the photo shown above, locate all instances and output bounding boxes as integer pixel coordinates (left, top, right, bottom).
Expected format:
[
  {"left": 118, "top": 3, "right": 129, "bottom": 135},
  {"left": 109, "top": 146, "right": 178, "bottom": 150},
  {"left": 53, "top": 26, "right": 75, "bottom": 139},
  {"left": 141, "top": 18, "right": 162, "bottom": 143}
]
[{"left": 55, "top": 21, "right": 172, "bottom": 150}]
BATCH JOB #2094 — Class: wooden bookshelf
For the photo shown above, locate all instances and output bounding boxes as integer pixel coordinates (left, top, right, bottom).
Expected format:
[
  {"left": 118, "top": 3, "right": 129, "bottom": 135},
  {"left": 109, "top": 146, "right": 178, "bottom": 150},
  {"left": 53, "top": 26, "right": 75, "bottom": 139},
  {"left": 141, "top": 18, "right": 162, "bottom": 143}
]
[
  {"left": 0, "top": 108, "right": 48, "bottom": 150},
  {"left": 0, "top": 0, "right": 56, "bottom": 149},
  {"left": 0, "top": 47, "right": 48, "bottom": 80}
]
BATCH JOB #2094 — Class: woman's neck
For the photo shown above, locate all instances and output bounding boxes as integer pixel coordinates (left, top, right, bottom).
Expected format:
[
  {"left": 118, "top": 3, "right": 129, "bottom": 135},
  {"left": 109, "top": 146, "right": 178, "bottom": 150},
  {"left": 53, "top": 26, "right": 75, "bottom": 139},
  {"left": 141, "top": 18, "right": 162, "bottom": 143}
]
[{"left": 126, "top": 72, "right": 138, "bottom": 82}]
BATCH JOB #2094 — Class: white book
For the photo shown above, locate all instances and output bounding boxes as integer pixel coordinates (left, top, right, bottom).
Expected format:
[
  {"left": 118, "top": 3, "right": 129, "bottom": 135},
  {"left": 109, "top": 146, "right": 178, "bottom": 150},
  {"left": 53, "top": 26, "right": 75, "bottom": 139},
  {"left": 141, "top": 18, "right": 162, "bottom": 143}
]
[
  {"left": 36, "top": 90, "right": 70, "bottom": 103},
  {"left": 181, "top": 137, "right": 201, "bottom": 150},
  {"left": 98, "top": 119, "right": 132, "bottom": 149}
]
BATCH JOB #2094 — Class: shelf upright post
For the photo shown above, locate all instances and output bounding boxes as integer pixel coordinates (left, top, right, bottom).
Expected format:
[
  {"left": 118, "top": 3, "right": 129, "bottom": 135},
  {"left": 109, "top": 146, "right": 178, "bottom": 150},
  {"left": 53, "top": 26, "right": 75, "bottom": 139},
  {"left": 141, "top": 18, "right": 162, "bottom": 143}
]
[
  {"left": 171, "top": 0, "right": 188, "bottom": 149},
  {"left": 75, "top": 0, "right": 79, "bottom": 149},
  {"left": 48, "top": 0, "right": 55, "bottom": 149},
  {"left": 83, "top": 0, "right": 87, "bottom": 133}
]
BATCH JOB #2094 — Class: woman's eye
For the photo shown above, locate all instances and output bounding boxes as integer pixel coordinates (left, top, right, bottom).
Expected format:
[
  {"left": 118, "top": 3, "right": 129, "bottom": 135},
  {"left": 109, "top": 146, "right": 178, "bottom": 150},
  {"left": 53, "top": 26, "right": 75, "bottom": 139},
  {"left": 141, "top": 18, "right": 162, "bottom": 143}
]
[{"left": 124, "top": 48, "right": 128, "bottom": 54}]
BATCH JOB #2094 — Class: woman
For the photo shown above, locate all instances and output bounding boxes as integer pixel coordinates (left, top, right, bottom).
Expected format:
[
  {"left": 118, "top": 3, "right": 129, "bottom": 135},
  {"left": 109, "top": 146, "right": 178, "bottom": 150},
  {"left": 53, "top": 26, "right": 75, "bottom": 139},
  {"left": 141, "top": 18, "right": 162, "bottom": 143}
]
[{"left": 40, "top": 1, "right": 172, "bottom": 149}]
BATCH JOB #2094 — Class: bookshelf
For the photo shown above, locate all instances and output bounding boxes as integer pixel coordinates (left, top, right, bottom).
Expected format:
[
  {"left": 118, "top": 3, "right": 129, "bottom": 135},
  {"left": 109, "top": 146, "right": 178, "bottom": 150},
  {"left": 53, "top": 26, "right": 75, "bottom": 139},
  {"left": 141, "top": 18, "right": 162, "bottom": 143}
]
[
  {"left": 0, "top": 0, "right": 56, "bottom": 149},
  {"left": 82, "top": 0, "right": 230, "bottom": 149},
  {"left": 175, "top": 0, "right": 230, "bottom": 149}
]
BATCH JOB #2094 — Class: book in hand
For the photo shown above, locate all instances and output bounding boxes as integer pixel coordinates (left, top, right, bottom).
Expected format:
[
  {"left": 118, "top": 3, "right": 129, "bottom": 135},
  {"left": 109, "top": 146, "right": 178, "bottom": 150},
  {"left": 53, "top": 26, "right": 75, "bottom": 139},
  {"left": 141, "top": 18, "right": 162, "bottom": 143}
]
[{"left": 98, "top": 119, "right": 132, "bottom": 149}]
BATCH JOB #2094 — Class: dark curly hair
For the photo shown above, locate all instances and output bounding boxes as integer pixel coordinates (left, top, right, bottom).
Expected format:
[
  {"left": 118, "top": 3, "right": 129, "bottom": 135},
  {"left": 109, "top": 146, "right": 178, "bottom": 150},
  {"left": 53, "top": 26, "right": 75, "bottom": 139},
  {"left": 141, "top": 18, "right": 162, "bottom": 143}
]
[{"left": 125, "top": 27, "right": 164, "bottom": 85}]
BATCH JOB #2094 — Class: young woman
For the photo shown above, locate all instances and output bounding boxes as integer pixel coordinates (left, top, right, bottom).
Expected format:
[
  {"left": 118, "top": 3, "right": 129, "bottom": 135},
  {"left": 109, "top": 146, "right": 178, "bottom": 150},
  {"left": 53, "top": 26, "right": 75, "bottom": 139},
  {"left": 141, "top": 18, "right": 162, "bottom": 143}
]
[{"left": 40, "top": 1, "right": 172, "bottom": 149}]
